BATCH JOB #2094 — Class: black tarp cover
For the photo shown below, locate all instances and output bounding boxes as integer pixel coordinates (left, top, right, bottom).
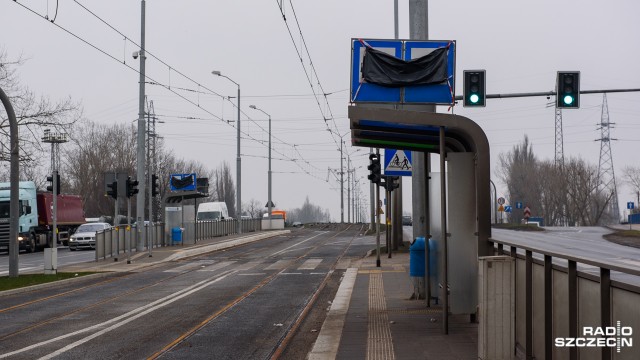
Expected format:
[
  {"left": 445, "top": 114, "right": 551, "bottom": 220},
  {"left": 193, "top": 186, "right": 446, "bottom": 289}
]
[
  {"left": 361, "top": 46, "right": 449, "bottom": 87},
  {"left": 171, "top": 174, "right": 194, "bottom": 189}
]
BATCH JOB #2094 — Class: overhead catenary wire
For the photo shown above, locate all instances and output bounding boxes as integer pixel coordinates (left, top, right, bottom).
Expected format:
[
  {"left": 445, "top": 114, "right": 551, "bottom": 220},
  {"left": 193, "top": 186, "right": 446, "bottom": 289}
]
[{"left": 13, "top": 0, "right": 329, "bottom": 183}]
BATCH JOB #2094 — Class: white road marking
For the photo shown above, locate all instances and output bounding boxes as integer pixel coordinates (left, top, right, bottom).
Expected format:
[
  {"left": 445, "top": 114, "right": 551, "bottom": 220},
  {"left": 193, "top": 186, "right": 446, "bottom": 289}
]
[
  {"left": 298, "top": 258, "right": 322, "bottom": 270},
  {"left": 197, "top": 261, "right": 236, "bottom": 272},
  {"left": 265, "top": 259, "right": 293, "bottom": 270},
  {"left": 237, "top": 273, "right": 266, "bottom": 276},
  {"left": 0, "top": 270, "right": 234, "bottom": 359},
  {"left": 269, "top": 232, "right": 327, "bottom": 257}
]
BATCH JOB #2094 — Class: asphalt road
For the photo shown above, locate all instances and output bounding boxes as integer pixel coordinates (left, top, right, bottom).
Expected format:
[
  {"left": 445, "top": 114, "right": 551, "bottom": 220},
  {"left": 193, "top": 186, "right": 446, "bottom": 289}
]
[
  {"left": 0, "top": 247, "right": 96, "bottom": 276},
  {"left": 0, "top": 224, "right": 373, "bottom": 359},
  {"left": 492, "top": 226, "right": 640, "bottom": 285}
]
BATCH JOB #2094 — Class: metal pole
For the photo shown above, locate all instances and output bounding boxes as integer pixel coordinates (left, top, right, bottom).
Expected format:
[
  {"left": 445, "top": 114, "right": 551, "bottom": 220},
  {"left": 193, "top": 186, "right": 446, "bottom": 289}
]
[
  {"left": 127, "top": 197, "right": 131, "bottom": 264},
  {"left": 440, "top": 126, "right": 448, "bottom": 334},
  {"left": 376, "top": 149, "right": 381, "bottom": 267},
  {"left": 490, "top": 180, "right": 497, "bottom": 224},
  {"left": 268, "top": 113, "right": 272, "bottom": 227},
  {"left": 386, "top": 184, "right": 392, "bottom": 258},
  {"left": 370, "top": 148, "right": 375, "bottom": 231},
  {"left": 0, "top": 88, "right": 19, "bottom": 277},
  {"left": 236, "top": 84, "right": 242, "bottom": 233},
  {"left": 340, "top": 140, "right": 344, "bottom": 223},
  {"left": 147, "top": 105, "right": 153, "bottom": 257},
  {"left": 347, "top": 159, "right": 351, "bottom": 223},
  {"left": 136, "top": 0, "right": 147, "bottom": 252}
]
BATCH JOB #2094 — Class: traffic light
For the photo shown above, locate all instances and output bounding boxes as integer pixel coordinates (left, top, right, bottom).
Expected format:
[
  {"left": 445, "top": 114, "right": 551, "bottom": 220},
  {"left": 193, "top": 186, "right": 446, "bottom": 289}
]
[
  {"left": 367, "top": 153, "right": 382, "bottom": 184},
  {"left": 151, "top": 174, "right": 160, "bottom": 197},
  {"left": 463, "top": 70, "right": 486, "bottom": 107},
  {"left": 46, "top": 173, "right": 61, "bottom": 194},
  {"left": 388, "top": 176, "right": 400, "bottom": 191},
  {"left": 106, "top": 181, "right": 118, "bottom": 199},
  {"left": 126, "top": 177, "right": 139, "bottom": 198},
  {"left": 556, "top": 71, "right": 580, "bottom": 108}
]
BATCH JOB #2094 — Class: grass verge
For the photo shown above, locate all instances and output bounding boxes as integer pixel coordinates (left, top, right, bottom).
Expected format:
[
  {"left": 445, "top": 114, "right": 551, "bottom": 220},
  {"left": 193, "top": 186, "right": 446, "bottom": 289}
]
[
  {"left": 0, "top": 272, "right": 95, "bottom": 292},
  {"left": 603, "top": 230, "right": 640, "bottom": 249}
]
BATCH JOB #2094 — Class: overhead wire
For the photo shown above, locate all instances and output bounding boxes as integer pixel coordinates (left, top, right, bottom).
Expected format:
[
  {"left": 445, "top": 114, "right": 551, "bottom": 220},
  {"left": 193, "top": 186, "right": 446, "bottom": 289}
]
[{"left": 13, "top": 0, "right": 329, "bottom": 183}]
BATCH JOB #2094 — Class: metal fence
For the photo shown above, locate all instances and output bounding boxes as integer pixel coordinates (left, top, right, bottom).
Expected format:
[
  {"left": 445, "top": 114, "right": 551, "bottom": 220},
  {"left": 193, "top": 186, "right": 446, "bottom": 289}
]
[
  {"left": 491, "top": 239, "right": 640, "bottom": 360},
  {"left": 95, "top": 223, "right": 164, "bottom": 261},
  {"left": 95, "top": 219, "right": 262, "bottom": 260}
]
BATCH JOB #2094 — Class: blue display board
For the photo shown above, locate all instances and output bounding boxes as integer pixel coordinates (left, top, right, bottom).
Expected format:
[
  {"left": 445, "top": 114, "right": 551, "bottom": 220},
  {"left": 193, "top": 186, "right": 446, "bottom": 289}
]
[
  {"left": 169, "top": 173, "right": 197, "bottom": 191},
  {"left": 350, "top": 38, "right": 456, "bottom": 105}
]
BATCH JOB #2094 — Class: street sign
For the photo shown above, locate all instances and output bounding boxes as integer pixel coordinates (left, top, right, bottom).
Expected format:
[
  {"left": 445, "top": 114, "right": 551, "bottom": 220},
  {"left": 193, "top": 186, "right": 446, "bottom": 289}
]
[
  {"left": 384, "top": 149, "right": 412, "bottom": 176},
  {"left": 497, "top": 197, "right": 505, "bottom": 205},
  {"left": 350, "top": 38, "right": 456, "bottom": 104},
  {"left": 628, "top": 202, "right": 635, "bottom": 210},
  {"left": 523, "top": 206, "right": 531, "bottom": 219},
  {"left": 169, "top": 173, "right": 197, "bottom": 191},
  {"left": 504, "top": 205, "right": 512, "bottom": 213},
  {"left": 498, "top": 205, "right": 504, "bottom": 212},
  {"left": 516, "top": 202, "right": 523, "bottom": 209}
]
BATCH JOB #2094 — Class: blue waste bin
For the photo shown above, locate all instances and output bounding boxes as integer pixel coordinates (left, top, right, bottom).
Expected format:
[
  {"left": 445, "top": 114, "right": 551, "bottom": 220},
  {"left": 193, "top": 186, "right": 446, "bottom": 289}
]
[
  {"left": 410, "top": 237, "right": 426, "bottom": 277},
  {"left": 171, "top": 227, "right": 182, "bottom": 244}
]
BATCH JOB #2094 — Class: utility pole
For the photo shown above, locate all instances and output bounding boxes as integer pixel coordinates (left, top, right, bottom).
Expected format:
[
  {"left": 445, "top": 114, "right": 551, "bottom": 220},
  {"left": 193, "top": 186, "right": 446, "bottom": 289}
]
[
  {"left": 146, "top": 99, "right": 157, "bottom": 256},
  {"left": 408, "top": 0, "right": 442, "bottom": 330},
  {"left": 340, "top": 139, "right": 344, "bottom": 223},
  {"left": 42, "top": 130, "right": 68, "bottom": 275},
  {"left": 597, "top": 93, "right": 620, "bottom": 223},
  {"left": 136, "top": 0, "right": 147, "bottom": 252}
]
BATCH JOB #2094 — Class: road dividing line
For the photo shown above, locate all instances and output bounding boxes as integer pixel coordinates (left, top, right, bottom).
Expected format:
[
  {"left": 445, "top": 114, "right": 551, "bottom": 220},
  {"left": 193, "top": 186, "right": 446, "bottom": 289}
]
[
  {"left": 308, "top": 268, "right": 358, "bottom": 360},
  {"left": 0, "top": 271, "right": 234, "bottom": 359},
  {"left": 268, "top": 231, "right": 328, "bottom": 257},
  {"left": 298, "top": 258, "right": 323, "bottom": 270}
]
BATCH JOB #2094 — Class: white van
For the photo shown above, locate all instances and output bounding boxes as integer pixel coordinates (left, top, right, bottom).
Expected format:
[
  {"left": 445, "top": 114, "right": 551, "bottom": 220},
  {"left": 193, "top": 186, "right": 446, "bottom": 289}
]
[{"left": 196, "top": 202, "right": 230, "bottom": 221}]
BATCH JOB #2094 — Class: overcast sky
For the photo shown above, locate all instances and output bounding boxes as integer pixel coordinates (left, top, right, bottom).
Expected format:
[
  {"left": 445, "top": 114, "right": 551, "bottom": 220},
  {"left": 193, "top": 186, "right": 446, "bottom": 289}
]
[{"left": 1, "top": 0, "right": 639, "bottom": 221}]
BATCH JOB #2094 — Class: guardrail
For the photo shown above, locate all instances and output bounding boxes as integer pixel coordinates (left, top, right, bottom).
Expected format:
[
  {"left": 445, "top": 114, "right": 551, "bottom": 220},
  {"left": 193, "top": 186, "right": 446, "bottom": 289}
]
[
  {"left": 490, "top": 238, "right": 640, "bottom": 360},
  {"left": 192, "top": 219, "right": 261, "bottom": 241}
]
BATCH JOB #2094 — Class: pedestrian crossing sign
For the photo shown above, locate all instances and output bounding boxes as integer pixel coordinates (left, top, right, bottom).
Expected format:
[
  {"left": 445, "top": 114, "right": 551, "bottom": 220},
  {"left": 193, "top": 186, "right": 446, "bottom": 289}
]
[{"left": 384, "top": 149, "right": 412, "bottom": 176}]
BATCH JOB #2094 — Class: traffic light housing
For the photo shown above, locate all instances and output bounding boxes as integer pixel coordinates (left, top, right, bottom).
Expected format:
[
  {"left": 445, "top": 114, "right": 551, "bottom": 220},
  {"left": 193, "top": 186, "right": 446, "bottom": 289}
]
[
  {"left": 388, "top": 176, "right": 400, "bottom": 191},
  {"left": 126, "top": 177, "right": 139, "bottom": 198},
  {"left": 556, "top": 71, "right": 580, "bottom": 108},
  {"left": 106, "top": 181, "right": 118, "bottom": 199},
  {"left": 367, "top": 153, "right": 382, "bottom": 184},
  {"left": 463, "top": 70, "right": 486, "bottom": 107},
  {"left": 46, "top": 173, "right": 61, "bottom": 194},
  {"left": 151, "top": 174, "right": 159, "bottom": 197}
]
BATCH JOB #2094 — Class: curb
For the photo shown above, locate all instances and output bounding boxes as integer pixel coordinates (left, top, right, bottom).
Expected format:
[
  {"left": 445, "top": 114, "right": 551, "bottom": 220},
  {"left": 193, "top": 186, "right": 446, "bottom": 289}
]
[
  {"left": 308, "top": 267, "right": 358, "bottom": 360},
  {"left": 164, "top": 230, "right": 290, "bottom": 261}
]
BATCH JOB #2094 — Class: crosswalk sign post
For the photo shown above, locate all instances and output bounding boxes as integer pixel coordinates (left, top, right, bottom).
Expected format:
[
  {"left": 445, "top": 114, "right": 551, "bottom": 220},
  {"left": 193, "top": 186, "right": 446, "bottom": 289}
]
[{"left": 384, "top": 149, "right": 412, "bottom": 176}]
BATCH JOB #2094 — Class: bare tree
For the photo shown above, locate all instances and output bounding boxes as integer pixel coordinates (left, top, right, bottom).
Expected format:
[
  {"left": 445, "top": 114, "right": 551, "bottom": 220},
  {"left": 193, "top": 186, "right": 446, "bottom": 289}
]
[
  {"left": 0, "top": 49, "right": 82, "bottom": 172},
  {"left": 497, "top": 136, "right": 541, "bottom": 223},
  {"left": 243, "top": 198, "right": 264, "bottom": 219},
  {"left": 622, "top": 166, "right": 640, "bottom": 207},
  {"left": 211, "top": 162, "right": 236, "bottom": 217},
  {"left": 62, "top": 120, "right": 136, "bottom": 217}
]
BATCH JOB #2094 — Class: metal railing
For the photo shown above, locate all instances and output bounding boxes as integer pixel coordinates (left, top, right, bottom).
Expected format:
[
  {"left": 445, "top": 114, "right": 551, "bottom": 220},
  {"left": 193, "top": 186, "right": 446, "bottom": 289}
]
[
  {"left": 491, "top": 238, "right": 640, "bottom": 360},
  {"left": 96, "top": 223, "right": 164, "bottom": 261},
  {"left": 193, "top": 219, "right": 261, "bottom": 241}
]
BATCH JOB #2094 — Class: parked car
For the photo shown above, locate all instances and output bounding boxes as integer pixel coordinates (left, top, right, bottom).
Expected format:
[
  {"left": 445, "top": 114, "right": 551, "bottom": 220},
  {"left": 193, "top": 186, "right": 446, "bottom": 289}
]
[
  {"left": 402, "top": 215, "right": 413, "bottom": 226},
  {"left": 68, "top": 222, "right": 111, "bottom": 251}
]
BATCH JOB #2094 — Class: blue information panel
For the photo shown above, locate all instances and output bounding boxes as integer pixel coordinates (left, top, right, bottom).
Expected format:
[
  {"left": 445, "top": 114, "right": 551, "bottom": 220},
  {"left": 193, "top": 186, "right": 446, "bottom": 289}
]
[
  {"left": 351, "top": 40, "right": 402, "bottom": 103},
  {"left": 169, "top": 173, "right": 197, "bottom": 191},
  {"left": 384, "top": 149, "right": 413, "bottom": 176},
  {"left": 404, "top": 41, "right": 456, "bottom": 104},
  {"left": 628, "top": 202, "right": 635, "bottom": 210},
  {"left": 504, "top": 205, "right": 512, "bottom": 213},
  {"left": 350, "top": 38, "right": 456, "bottom": 105}
]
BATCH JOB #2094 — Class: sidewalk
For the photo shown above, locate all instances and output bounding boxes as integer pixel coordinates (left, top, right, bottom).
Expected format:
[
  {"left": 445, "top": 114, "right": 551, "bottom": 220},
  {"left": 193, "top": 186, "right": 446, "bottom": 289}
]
[{"left": 311, "top": 247, "right": 478, "bottom": 360}]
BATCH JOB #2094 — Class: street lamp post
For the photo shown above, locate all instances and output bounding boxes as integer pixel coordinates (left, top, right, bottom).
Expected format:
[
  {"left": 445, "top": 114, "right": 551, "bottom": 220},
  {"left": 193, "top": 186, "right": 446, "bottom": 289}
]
[
  {"left": 212, "top": 71, "right": 241, "bottom": 234},
  {"left": 249, "top": 105, "right": 272, "bottom": 227}
]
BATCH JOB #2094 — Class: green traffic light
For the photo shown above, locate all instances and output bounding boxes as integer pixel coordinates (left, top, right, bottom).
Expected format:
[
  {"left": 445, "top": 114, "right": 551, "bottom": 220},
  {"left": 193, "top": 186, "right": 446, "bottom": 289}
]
[
  {"left": 563, "top": 95, "right": 574, "bottom": 105},
  {"left": 470, "top": 94, "right": 479, "bottom": 104}
]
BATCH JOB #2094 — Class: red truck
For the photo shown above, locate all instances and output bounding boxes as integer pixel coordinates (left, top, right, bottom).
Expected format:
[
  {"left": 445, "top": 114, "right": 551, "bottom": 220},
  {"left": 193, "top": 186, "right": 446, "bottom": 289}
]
[{"left": 0, "top": 181, "right": 86, "bottom": 252}]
